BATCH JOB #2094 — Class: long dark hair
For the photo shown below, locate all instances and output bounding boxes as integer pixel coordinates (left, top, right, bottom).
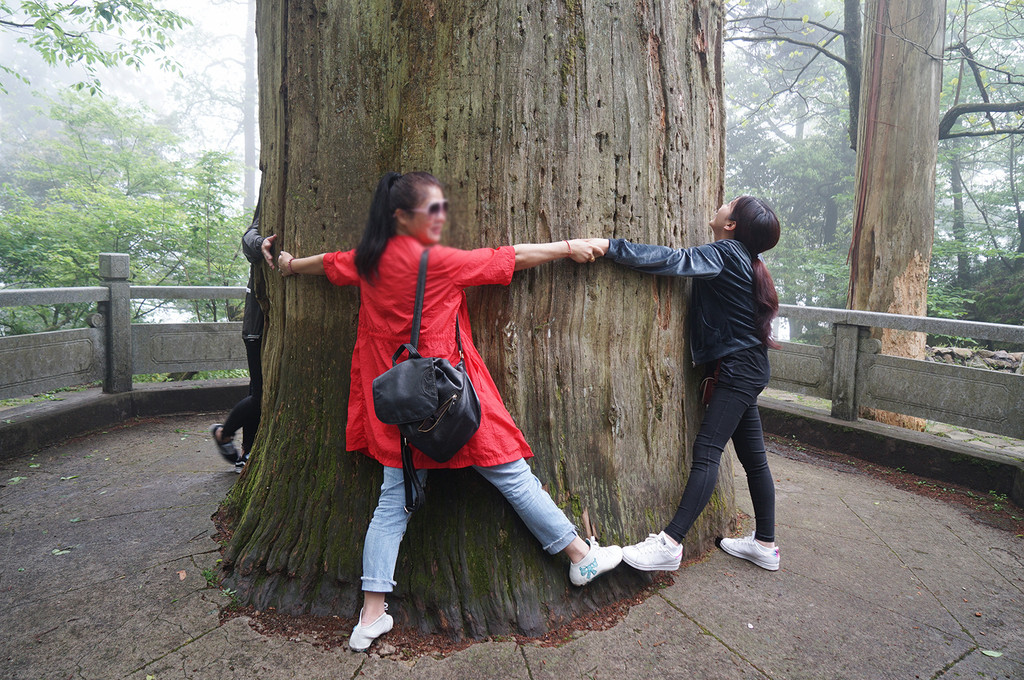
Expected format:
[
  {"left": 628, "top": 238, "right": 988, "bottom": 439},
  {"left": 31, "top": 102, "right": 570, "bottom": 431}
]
[
  {"left": 729, "top": 196, "right": 781, "bottom": 349},
  {"left": 354, "top": 171, "right": 442, "bottom": 281}
]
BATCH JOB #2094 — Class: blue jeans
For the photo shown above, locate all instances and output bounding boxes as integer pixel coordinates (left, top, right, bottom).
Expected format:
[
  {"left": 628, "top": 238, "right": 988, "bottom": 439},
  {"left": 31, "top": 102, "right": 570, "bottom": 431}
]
[{"left": 361, "top": 458, "right": 578, "bottom": 593}]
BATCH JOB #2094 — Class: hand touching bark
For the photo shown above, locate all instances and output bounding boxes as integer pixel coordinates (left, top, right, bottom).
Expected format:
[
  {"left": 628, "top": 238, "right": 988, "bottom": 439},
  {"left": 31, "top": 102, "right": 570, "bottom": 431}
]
[{"left": 262, "top": 234, "right": 277, "bottom": 267}]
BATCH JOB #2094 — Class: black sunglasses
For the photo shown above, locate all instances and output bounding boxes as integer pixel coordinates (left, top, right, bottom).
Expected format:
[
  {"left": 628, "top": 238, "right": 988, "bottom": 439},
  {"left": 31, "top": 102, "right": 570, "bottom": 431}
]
[{"left": 406, "top": 200, "right": 449, "bottom": 216}]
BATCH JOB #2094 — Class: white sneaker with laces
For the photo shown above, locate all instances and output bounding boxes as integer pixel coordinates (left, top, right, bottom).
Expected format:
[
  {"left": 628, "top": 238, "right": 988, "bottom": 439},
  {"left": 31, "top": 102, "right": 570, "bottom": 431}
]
[
  {"left": 718, "top": 532, "right": 780, "bottom": 571},
  {"left": 349, "top": 604, "right": 394, "bottom": 652},
  {"left": 569, "top": 537, "right": 623, "bottom": 586},
  {"left": 621, "top": 531, "right": 682, "bottom": 571}
]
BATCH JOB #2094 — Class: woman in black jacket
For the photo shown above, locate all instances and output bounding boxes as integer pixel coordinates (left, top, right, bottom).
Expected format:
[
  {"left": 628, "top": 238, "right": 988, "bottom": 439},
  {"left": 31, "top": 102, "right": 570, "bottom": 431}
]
[
  {"left": 591, "top": 196, "right": 782, "bottom": 571},
  {"left": 210, "top": 206, "right": 276, "bottom": 471}
]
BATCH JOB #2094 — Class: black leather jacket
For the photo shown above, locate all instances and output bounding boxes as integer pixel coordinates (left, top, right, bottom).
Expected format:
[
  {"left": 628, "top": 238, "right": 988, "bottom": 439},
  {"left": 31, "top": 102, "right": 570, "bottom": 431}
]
[
  {"left": 605, "top": 238, "right": 763, "bottom": 365},
  {"left": 241, "top": 213, "right": 265, "bottom": 340}
]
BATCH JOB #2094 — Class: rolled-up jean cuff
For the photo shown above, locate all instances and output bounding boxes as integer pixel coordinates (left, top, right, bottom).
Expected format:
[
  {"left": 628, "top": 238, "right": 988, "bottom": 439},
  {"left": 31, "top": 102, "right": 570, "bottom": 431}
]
[
  {"left": 544, "top": 528, "right": 577, "bottom": 555},
  {"left": 360, "top": 576, "right": 396, "bottom": 593}
]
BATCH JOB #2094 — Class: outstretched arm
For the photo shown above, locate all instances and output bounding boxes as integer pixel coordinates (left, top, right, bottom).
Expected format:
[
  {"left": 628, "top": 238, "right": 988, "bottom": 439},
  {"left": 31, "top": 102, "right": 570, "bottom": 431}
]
[
  {"left": 277, "top": 251, "right": 326, "bottom": 276},
  {"left": 603, "top": 239, "right": 724, "bottom": 279},
  {"left": 513, "top": 238, "right": 607, "bottom": 271}
]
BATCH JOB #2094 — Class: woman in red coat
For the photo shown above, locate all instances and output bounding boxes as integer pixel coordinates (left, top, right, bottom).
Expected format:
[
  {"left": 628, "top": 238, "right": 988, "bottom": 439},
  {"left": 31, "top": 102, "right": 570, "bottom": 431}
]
[{"left": 277, "top": 171, "right": 622, "bottom": 652}]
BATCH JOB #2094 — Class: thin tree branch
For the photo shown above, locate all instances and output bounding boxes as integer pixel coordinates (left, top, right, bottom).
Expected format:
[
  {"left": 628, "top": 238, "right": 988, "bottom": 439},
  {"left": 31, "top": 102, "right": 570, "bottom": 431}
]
[
  {"left": 942, "top": 128, "right": 1024, "bottom": 140},
  {"left": 939, "top": 102, "right": 1024, "bottom": 138},
  {"left": 726, "top": 34, "right": 851, "bottom": 70},
  {"left": 728, "top": 14, "right": 844, "bottom": 37}
]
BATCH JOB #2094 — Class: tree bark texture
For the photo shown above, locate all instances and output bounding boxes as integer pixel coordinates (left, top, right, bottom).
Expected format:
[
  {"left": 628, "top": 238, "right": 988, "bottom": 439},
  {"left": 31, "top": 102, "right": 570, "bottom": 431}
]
[
  {"left": 848, "top": 0, "right": 945, "bottom": 430},
  {"left": 223, "top": 0, "right": 729, "bottom": 639}
]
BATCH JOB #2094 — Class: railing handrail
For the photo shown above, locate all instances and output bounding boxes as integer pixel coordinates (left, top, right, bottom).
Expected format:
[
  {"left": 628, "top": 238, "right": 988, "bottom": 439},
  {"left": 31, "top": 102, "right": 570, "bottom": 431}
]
[
  {"left": 129, "top": 286, "right": 246, "bottom": 300},
  {"left": 3, "top": 287, "right": 1021, "bottom": 343},
  {"left": 1, "top": 258, "right": 1022, "bottom": 450},
  {"left": 778, "top": 304, "right": 1024, "bottom": 345},
  {"left": 0, "top": 286, "right": 110, "bottom": 306},
  {"left": 0, "top": 285, "right": 246, "bottom": 308}
]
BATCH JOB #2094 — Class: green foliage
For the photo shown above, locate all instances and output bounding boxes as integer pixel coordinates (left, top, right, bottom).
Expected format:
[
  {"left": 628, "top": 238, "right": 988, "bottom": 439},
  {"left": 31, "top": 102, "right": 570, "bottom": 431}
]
[
  {"left": 726, "top": 0, "right": 1024, "bottom": 324},
  {"left": 201, "top": 567, "right": 219, "bottom": 589},
  {"left": 0, "top": 0, "right": 190, "bottom": 94},
  {"left": 967, "top": 265, "right": 1024, "bottom": 326},
  {"left": 725, "top": 0, "right": 855, "bottom": 312},
  {"left": 0, "top": 90, "right": 246, "bottom": 334},
  {"left": 929, "top": 0, "right": 1024, "bottom": 324},
  {"left": 925, "top": 279, "right": 975, "bottom": 320}
]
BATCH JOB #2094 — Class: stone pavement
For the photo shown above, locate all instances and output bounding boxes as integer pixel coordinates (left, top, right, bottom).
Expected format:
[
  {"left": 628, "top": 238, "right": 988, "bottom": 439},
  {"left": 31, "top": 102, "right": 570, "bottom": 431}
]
[{"left": 1, "top": 413, "right": 1022, "bottom": 680}]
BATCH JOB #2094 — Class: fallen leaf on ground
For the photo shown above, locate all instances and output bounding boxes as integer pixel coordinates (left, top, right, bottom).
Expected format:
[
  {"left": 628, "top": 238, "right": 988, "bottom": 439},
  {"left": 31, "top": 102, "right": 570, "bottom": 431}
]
[
  {"left": 981, "top": 650, "right": 1003, "bottom": 657},
  {"left": 177, "top": 570, "right": 187, "bottom": 580}
]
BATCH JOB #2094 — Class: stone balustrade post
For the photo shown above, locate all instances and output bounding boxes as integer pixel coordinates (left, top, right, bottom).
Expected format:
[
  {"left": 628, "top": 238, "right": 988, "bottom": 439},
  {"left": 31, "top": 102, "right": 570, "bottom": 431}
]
[
  {"left": 99, "top": 253, "right": 132, "bottom": 393},
  {"left": 830, "top": 323, "right": 864, "bottom": 421}
]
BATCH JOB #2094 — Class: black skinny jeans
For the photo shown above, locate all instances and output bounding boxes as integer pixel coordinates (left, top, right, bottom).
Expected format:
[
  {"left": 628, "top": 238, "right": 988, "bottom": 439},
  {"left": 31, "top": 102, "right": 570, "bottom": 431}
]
[
  {"left": 664, "top": 358, "right": 776, "bottom": 544},
  {"left": 222, "top": 338, "right": 263, "bottom": 455}
]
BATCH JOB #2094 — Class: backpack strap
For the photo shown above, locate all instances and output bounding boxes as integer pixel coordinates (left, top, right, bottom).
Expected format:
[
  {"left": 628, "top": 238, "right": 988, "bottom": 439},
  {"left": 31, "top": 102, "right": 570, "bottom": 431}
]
[
  {"left": 401, "top": 437, "right": 425, "bottom": 511},
  {"left": 408, "top": 249, "right": 430, "bottom": 350},
  {"left": 402, "top": 249, "right": 431, "bottom": 511}
]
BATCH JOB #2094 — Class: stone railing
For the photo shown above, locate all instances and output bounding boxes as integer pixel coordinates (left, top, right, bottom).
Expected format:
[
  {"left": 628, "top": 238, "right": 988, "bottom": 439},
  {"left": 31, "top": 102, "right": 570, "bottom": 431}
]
[
  {"left": 771, "top": 305, "right": 1024, "bottom": 440},
  {"left": 3, "top": 256, "right": 1024, "bottom": 443},
  {"left": 0, "top": 253, "right": 245, "bottom": 400}
]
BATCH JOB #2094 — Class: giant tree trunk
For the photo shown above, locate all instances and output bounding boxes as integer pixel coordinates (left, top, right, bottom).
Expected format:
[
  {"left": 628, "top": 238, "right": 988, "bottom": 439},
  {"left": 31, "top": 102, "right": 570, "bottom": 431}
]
[
  {"left": 848, "top": 0, "right": 945, "bottom": 430},
  {"left": 222, "top": 0, "right": 729, "bottom": 639}
]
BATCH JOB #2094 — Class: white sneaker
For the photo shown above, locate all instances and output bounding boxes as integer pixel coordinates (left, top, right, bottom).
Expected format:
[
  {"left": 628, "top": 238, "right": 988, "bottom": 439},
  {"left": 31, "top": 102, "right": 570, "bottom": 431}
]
[
  {"left": 621, "top": 531, "right": 682, "bottom": 571},
  {"left": 569, "top": 537, "right": 623, "bottom": 586},
  {"left": 348, "top": 605, "right": 393, "bottom": 652},
  {"left": 718, "top": 532, "right": 780, "bottom": 571}
]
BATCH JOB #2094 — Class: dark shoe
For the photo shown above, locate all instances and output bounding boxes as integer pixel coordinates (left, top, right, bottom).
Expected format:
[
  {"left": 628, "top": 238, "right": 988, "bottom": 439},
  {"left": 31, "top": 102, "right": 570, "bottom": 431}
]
[{"left": 209, "top": 424, "right": 241, "bottom": 464}]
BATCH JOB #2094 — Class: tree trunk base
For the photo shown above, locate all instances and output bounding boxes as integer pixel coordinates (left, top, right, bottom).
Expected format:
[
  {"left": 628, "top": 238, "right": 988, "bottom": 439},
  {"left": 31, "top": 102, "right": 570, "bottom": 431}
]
[{"left": 217, "top": 467, "right": 690, "bottom": 639}]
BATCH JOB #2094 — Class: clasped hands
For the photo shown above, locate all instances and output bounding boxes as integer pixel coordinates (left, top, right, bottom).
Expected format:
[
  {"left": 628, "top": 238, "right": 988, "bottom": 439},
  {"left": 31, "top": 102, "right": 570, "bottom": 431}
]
[{"left": 565, "top": 238, "right": 610, "bottom": 264}]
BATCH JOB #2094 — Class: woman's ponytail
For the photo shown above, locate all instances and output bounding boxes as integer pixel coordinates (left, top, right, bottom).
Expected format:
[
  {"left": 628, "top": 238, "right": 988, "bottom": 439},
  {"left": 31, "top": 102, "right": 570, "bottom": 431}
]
[
  {"left": 354, "top": 171, "right": 443, "bottom": 282},
  {"left": 355, "top": 172, "right": 402, "bottom": 281},
  {"left": 751, "top": 257, "right": 781, "bottom": 350},
  {"left": 730, "top": 196, "right": 781, "bottom": 349}
]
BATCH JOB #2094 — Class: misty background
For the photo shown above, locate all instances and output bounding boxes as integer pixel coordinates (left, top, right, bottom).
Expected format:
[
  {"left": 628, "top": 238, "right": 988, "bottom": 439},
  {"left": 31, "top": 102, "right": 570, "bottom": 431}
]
[{"left": 2, "top": 0, "right": 1022, "bottom": 340}]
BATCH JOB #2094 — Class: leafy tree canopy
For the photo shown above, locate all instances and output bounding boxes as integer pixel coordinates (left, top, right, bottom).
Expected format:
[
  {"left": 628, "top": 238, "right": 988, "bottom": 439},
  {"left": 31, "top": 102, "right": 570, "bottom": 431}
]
[
  {"left": 0, "top": 0, "right": 190, "bottom": 94},
  {"left": 0, "top": 91, "right": 246, "bottom": 334}
]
